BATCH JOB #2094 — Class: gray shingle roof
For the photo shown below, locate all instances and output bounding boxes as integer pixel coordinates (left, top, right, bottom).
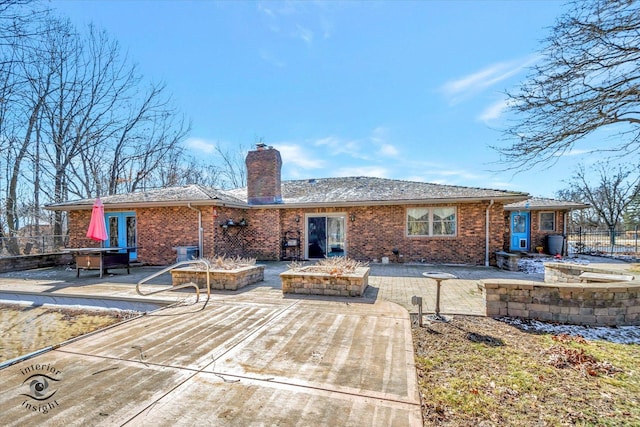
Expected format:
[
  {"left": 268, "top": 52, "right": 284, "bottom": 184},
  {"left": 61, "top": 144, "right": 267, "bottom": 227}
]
[
  {"left": 504, "top": 197, "right": 589, "bottom": 211},
  {"left": 227, "top": 177, "right": 528, "bottom": 205},
  {"left": 48, "top": 177, "right": 531, "bottom": 211},
  {"left": 47, "top": 184, "right": 247, "bottom": 210}
]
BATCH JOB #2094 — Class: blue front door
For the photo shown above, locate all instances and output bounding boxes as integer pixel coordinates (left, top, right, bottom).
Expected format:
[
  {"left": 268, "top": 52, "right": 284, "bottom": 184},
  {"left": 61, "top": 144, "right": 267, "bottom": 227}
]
[
  {"left": 510, "top": 212, "right": 530, "bottom": 251},
  {"left": 105, "top": 212, "right": 137, "bottom": 260}
]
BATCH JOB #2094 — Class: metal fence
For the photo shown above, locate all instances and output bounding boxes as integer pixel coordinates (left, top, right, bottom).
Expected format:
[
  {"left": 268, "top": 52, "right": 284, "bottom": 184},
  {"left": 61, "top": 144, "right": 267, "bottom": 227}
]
[
  {"left": 0, "top": 235, "right": 69, "bottom": 257},
  {"left": 566, "top": 228, "right": 640, "bottom": 259}
]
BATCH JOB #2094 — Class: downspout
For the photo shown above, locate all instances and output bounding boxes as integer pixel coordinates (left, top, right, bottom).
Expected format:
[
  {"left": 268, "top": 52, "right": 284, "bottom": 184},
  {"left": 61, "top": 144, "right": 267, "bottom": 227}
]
[
  {"left": 187, "top": 203, "right": 203, "bottom": 258},
  {"left": 485, "top": 199, "right": 495, "bottom": 267},
  {"left": 563, "top": 211, "right": 569, "bottom": 256}
]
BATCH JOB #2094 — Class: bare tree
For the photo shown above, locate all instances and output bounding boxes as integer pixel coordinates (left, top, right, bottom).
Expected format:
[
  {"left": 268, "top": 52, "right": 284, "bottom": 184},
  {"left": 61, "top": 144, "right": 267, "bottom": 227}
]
[
  {"left": 216, "top": 144, "right": 247, "bottom": 189},
  {"left": 499, "top": 0, "right": 640, "bottom": 168},
  {"left": 563, "top": 162, "right": 640, "bottom": 231}
]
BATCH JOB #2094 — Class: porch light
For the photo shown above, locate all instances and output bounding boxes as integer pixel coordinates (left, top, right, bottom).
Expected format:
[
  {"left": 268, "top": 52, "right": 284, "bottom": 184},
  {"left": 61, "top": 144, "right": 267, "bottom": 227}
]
[{"left": 350, "top": 213, "right": 356, "bottom": 222}]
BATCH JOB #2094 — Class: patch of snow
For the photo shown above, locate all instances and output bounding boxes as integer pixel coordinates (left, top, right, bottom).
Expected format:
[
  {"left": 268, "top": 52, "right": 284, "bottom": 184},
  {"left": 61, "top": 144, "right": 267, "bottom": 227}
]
[
  {"left": 499, "top": 317, "right": 640, "bottom": 345},
  {"left": 517, "top": 256, "right": 590, "bottom": 275}
]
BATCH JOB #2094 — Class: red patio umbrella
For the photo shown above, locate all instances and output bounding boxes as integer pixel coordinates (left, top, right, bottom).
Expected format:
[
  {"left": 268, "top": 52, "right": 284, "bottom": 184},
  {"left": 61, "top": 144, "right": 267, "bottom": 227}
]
[{"left": 86, "top": 198, "right": 108, "bottom": 242}]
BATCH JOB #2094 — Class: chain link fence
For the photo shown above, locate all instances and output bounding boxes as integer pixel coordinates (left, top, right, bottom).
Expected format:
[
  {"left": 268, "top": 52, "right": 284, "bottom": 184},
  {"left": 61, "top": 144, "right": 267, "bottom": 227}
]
[{"left": 0, "top": 235, "right": 69, "bottom": 257}]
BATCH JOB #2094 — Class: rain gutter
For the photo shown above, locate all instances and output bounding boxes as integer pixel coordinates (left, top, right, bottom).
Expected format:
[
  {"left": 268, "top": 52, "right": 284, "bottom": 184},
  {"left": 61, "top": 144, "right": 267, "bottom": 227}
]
[
  {"left": 187, "top": 203, "right": 203, "bottom": 258},
  {"left": 485, "top": 199, "right": 495, "bottom": 267}
]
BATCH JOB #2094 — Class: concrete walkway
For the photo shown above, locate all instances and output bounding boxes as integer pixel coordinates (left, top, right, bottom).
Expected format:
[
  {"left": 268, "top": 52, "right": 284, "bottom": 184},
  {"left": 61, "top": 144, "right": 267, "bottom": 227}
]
[{"left": 0, "top": 261, "right": 544, "bottom": 425}]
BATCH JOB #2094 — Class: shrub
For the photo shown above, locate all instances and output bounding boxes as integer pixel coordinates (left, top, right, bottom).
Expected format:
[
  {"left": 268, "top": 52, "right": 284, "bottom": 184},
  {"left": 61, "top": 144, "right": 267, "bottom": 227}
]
[
  {"left": 194, "top": 255, "right": 256, "bottom": 270},
  {"left": 288, "top": 257, "right": 368, "bottom": 276}
]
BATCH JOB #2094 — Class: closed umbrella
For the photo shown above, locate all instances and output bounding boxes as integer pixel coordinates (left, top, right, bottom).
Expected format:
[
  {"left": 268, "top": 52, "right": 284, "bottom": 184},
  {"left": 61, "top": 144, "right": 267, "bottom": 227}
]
[{"left": 86, "top": 198, "right": 108, "bottom": 242}]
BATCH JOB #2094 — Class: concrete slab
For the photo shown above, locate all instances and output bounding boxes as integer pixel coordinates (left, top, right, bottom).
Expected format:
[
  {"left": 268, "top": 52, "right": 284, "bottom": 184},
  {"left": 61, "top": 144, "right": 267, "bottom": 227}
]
[
  {"left": 0, "top": 351, "right": 194, "bottom": 426},
  {"left": 131, "top": 372, "right": 420, "bottom": 427},
  {"left": 0, "top": 259, "right": 557, "bottom": 425},
  {"left": 0, "top": 289, "right": 421, "bottom": 425}
]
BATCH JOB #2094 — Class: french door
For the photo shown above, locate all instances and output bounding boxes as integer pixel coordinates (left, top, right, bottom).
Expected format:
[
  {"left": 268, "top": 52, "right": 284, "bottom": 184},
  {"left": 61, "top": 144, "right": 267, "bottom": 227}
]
[
  {"left": 306, "top": 215, "right": 346, "bottom": 259},
  {"left": 105, "top": 212, "right": 137, "bottom": 260}
]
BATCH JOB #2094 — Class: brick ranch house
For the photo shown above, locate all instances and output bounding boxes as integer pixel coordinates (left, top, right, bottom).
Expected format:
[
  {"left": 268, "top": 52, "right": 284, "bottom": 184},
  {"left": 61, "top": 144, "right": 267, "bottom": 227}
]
[{"left": 47, "top": 145, "right": 584, "bottom": 266}]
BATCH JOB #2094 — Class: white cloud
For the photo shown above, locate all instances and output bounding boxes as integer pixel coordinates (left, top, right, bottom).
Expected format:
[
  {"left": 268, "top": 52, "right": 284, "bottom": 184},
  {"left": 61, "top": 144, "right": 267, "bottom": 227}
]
[
  {"left": 295, "top": 24, "right": 313, "bottom": 44},
  {"left": 257, "top": 3, "right": 275, "bottom": 18},
  {"left": 478, "top": 98, "right": 511, "bottom": 123},
  {"left": 185, "top": 137, "right": 216, "bottom": 153},
  {"left": 441, "top": 55, "right": 539, "bottom": 104},
  {"left": 314, "top": 136, "right": 364, "bottom": 158},
  {"left": 560, "top": 148, "right": 593, "bottom": 157},
  {"left": 259, "top": 50, "right": 286, "bottom": 67},
  {"left": 369, "top": 126, "right": 399, "bottom": 157},
  {"left": 379, "top": 144, "right": 399, "bottom": 157},
  {"left": 275, "top": 143, "right": 325, "bottom": 169}
]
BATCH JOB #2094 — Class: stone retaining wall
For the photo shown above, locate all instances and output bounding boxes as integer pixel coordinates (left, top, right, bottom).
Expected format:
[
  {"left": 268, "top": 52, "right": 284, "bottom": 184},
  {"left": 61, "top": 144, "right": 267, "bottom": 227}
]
[
  {"left": 0, "top": 253, "right": 73, "bottom": 274},
  {"left": 280, "top": 267, "right": 369, "bottom": 297},
  {"left": 171, "top": 265, "right": 265, "bottom": 291},
  {"left": 478, "top": 279, "right": 640, "bottom": 326},
  {"left": 544, "top": 262, "right": 634, "bottom": 283}
]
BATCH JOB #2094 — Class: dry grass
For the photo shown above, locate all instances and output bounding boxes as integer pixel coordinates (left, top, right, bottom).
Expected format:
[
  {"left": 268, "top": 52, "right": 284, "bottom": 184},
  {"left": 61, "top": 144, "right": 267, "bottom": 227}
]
[
  {"left": 413, "top": 316, "right": 640, "bottom": 426},
  {"left": 288, "top": 256, "right": 369, "bottom": 276},
  {"left": 199, "top": 255, "right": 256, "bottom": 270},
  {"left": 0, "top": 303, "right": 136, "bottom": 363}
]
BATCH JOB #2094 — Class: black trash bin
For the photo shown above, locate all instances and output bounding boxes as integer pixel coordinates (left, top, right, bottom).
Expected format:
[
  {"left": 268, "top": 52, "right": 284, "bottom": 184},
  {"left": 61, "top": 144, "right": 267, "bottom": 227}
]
[{"left": 547, "top": 235, "right": 564, "bottom": 255}]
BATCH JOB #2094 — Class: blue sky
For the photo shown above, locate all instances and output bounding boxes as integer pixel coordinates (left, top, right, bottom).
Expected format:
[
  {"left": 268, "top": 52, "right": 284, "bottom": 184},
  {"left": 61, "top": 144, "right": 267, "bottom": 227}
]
[{"left": 53, "top": 0, "right": 586, "bottom": 198}]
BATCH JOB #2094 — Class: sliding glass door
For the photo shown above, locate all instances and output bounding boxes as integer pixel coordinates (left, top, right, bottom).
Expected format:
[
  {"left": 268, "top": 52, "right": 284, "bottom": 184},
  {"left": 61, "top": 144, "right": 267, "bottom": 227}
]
[{"left": 306, "top": 215, "right": 346, "bottom": 259}]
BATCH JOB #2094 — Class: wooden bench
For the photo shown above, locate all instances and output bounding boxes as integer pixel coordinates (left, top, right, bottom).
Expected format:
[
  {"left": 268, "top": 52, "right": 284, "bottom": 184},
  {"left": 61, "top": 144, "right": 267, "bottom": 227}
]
[{"left": 579, "top": 272, "right": 635, "bottom": 283}]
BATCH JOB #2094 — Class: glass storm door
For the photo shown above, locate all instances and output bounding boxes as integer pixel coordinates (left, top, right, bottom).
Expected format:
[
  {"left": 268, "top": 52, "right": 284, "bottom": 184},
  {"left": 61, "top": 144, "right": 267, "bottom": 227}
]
[
  {"left": 306, "top": 215, "right": 346, "bottom": 259},
  {"left": 105, "top": 212, "right": 137, "bottom": 260},
  {"left": 510, "top": 211, "right": 530, "bottom": 252}
]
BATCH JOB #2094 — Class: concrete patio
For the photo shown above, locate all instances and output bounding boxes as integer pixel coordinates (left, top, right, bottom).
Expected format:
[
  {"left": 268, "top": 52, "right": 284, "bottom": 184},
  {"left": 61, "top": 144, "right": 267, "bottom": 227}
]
[{"left": 0, "top": 261, "right": 544, "bottom": 425}]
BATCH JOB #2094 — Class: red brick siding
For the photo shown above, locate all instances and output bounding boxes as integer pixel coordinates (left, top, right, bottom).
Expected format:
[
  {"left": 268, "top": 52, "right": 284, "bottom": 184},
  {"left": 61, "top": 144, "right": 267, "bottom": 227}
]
[
  {"left": 137, "top": 207, "right": 200, "bottom": 265},
  {"left": 68, "top": 201, "right": 507, "bottom": 266},
  {"left": 530, "top": 210, "right": 567, "bottom": 251},
  {"left": 245, "top": 147, "right": 282, "bottom": 204},
  {"left": 345, "top": 202, "right": 502, "bottom": 265},
  {"left": 68, "top": 210, "right": 100, "bottom": 249}
]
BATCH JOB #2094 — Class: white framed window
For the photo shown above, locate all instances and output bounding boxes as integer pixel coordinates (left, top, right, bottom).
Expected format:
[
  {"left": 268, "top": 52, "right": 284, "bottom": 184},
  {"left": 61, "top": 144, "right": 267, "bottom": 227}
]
[
  {"left": 407, "top": 207, "right": 456, "bottom": 236},
  {"left": 540, "top": 211, "right": 555, "bottom": 231}
]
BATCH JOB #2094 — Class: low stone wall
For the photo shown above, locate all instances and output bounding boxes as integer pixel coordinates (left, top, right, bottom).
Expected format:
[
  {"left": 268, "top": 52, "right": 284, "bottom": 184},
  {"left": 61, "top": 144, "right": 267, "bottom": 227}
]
[
  {"left": 0, "top": 253, "right": 73, "bottom": 273},
  {"left": 171, "top": 265, "right": 265, "bottom": 291},
  {"left": 280, "top": 267, "right": 369, "bottom": 297},
  {"left": 495, "top": 251, "right": 520, "bottom": 271},
  {"left": 544, "top": 262, "right": 635, "bottom": 283},
  {"left": 478, "top": 279, "right": 640, "bottom": 326}
]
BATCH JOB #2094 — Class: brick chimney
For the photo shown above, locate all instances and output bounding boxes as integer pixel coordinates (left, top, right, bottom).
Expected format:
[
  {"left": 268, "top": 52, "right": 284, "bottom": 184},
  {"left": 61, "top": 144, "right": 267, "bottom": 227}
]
[{"left": 246, "top": 144, "right": 283, "bottom": 204}]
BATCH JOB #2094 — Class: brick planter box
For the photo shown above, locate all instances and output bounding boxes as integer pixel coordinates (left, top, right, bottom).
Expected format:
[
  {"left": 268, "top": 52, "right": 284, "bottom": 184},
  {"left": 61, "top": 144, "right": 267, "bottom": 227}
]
[
  {"left": 280, "top": 267, "right": 369, "bottom": 297},
  {"left": 170, "top": 265, "right": 265, "bottom": 291}
]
